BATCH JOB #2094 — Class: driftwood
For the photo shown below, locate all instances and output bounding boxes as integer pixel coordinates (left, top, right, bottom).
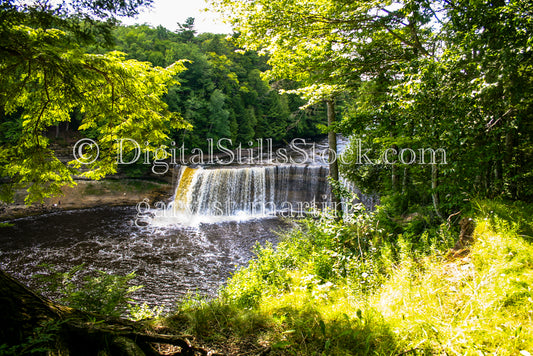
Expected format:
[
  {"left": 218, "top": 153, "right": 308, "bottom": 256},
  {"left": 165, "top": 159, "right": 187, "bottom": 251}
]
[
  {"left": 0, "top": 269, "right": 206, "bottom": 355},
  {"left": 453, "top": 217, "right": 475, "bottom": 251}
]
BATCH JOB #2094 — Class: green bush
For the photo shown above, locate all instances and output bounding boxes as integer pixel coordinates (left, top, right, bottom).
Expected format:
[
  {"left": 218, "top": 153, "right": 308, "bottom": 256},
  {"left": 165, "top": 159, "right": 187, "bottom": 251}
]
[
  {"left": 165, "top": 200, "right": 533, "bottom": 355},
  {"left": 33, "top": 264, "right": 142, "bottom": 318}
]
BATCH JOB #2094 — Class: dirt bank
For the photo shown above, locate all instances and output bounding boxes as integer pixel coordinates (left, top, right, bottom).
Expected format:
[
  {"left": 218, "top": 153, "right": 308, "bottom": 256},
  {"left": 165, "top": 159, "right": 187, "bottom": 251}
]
[{"left": 0, "top": 179, "right": 173, "bottom": 221}]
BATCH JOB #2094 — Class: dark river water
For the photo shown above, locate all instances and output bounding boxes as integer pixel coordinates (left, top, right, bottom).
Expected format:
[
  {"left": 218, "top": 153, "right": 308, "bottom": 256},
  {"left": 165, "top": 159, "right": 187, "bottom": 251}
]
[{"left": 0, "top": 206, "right": 290, "bottom": 309}]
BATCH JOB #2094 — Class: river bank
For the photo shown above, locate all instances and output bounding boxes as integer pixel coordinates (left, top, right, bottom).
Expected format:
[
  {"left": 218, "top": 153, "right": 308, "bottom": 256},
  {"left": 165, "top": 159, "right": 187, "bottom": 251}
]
[{"left": 0, "top": 178, "right": 173, "bottom": 221}]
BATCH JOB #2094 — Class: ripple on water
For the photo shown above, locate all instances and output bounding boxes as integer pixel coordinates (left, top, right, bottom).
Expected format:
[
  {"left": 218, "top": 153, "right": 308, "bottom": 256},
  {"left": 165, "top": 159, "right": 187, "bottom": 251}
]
[{"left": 0, "top": 206, "right": 289, "bottom": 309}]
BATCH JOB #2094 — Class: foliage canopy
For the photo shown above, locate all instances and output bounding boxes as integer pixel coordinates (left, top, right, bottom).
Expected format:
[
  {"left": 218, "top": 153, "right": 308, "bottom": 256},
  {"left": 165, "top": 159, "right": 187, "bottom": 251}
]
[
  {"left": 0, "top": 0, "right": 189, "bottom": 203},
  {"left": 212, "top": 0, "right": 533, "bottom": 213}
]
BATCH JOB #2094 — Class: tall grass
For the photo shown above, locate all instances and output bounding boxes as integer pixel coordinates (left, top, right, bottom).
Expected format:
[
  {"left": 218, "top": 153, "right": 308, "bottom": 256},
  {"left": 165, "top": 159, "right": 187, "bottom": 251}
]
[{"left": 162, "top": 201, "right": 533, "bottom": 355}]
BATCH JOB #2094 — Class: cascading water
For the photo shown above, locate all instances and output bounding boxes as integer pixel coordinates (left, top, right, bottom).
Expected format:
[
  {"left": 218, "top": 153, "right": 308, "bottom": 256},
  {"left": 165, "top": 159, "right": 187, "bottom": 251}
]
[
  {"left": 339, "top": 177, "right": 379, "bottom": 212},
  {"left": 152, "top": 135, "right": 379, "bottom": 225},
  {"left": 165, "top": 165, "right": 330, "bottom": 222}
]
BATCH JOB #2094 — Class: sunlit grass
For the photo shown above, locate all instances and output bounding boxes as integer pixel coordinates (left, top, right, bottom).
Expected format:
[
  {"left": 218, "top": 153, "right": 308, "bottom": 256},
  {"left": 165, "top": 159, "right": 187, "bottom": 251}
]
[
  {"left": 162, "top": 201, "right": 533, "bottom": 355},
  {"left": 376, "top": 218, "right": 533, "bottom": 354}
]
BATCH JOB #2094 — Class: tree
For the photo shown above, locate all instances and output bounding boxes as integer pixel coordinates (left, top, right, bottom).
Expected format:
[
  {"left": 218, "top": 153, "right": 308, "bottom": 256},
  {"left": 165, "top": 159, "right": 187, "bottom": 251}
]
[
  {"left": 0, "top": 1, "right": 190, "bottom": 203},
  {"left": 176, "top": 17, "right": 197, "bottom": 42},
  {"left": 208, "top": 89, "right": 231, "bottom": 140},
  {"left": 340, "top": 0, "right": 533, "bottom": 213},
  {"left": 439, "top": 0, "right": 533, "bottom": 201},
  {"left": 209, "top": 0, "right": 432, "bottom": 216},
  {"left": 0, "top": 0, "right": 155, "bottom": 47}
]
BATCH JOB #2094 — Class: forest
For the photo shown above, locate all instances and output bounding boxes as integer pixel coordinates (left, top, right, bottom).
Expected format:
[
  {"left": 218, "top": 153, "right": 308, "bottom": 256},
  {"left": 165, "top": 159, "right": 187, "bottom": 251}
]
[
  {"left": 0, "top": 0, "right": 532, "bottom": 355},
  {"left": 102, "top": 21, "right": 325, "bottom": 150}
]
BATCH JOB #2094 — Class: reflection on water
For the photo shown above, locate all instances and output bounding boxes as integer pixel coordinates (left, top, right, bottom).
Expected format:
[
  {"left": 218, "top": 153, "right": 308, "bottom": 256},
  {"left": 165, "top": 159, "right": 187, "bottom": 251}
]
[{"left": 0, "top": 206, "right": 290, "bottom": 308}]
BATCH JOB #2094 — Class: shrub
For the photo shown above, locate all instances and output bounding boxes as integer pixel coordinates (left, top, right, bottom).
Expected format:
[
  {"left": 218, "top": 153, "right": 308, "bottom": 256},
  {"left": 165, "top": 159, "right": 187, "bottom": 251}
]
[{"left": 33, "top": 264, "right": 142, "bottom": 318}]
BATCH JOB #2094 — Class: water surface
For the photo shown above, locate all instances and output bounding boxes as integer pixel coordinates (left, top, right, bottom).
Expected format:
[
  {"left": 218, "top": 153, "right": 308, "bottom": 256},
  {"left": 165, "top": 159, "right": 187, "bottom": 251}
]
[{"left": 0, "top": 206, "right": 290, "bottom": 308}]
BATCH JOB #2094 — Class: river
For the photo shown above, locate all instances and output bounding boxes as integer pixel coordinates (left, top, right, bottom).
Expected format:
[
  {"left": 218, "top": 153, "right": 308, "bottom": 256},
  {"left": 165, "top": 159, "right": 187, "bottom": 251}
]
[{"left": 0, "top": 206, "right": 291, "bottom": 308}]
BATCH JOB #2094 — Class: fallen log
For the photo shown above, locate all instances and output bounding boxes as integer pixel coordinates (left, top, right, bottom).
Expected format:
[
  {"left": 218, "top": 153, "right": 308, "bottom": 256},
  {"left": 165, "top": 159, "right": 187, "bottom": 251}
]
[{"left": 0, "top": 269, "right": 205, "bottom": 355}]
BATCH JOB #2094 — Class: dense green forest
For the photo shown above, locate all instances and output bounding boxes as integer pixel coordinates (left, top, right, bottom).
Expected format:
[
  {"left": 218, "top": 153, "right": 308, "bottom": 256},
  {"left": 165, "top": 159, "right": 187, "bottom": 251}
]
[{"left": 107, "top": 20, "right": 324, "bottom": 149}]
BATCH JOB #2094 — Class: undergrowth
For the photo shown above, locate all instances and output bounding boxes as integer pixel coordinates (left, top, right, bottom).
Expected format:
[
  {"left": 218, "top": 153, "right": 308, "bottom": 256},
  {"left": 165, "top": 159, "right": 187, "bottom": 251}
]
[
  {"left": 162, "top": 200, "right": 533, "bottom": 355},
  {"left": 32, "top": 263, "right": 159, "bottom": 320}
]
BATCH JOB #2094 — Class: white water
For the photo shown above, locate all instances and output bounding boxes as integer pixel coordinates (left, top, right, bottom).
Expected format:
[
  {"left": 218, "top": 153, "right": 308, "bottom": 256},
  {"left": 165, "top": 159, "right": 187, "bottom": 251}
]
[
  {"left": 151, "top": 135, "right": 377, "bottom": 227},
  {"left": 152, "top": 165, "right": 330, "bottom": 226}
]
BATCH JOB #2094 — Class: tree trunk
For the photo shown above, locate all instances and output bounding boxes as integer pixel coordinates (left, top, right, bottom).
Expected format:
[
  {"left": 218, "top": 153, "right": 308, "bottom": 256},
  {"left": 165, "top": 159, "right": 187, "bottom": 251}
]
[
  {"left": 326, "top": 100, "right": 341, "bottom": 220},
  {"left": 391, "top": 144, "right": 400, "bottom": 193},
  {"left": 504, "top": 130, "right": 517, "bottom": 199},
  {"left": 402, "top": 167, "right": 408, "bottom": 195},
  {"left": 0, "top": 270, "right": 202, "bottom": 355},
  {"left": 431, "top": 164, "right": 443, "bottom": 220}
]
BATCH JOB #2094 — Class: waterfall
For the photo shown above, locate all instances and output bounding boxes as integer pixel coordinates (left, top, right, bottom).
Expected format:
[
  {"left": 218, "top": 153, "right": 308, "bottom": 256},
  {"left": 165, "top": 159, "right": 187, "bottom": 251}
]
[
  {"left": 168, "top": 165, "right": 330, "bottom": 220},
  {"left": 339, "top": 177, "right": 379, "bottom": 212},
  {"left": 152, "top": 136, "right": 378, "bottom": 225},
  {"left": 173, "top": 166, "right": 198, "bottom": 210}
]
